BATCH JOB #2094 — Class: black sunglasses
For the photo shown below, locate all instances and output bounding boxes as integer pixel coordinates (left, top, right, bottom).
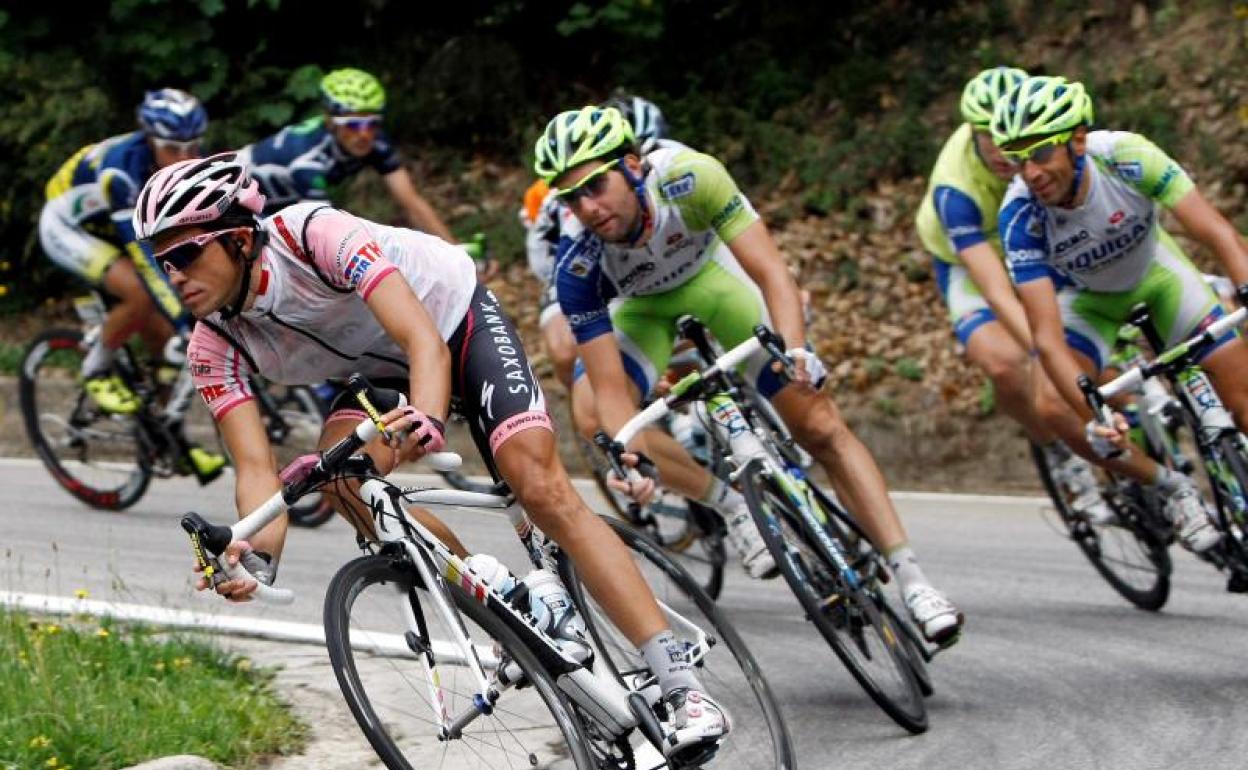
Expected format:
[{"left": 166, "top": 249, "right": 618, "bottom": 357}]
[{"left": 154, "top": 228, "right": 239, "bottom": 275}]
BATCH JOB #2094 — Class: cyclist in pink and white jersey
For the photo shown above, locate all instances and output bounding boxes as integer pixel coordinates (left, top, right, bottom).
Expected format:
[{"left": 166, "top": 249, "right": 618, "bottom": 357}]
[{"left": 132, "top": 152, "right": 730, "bottom": 760}]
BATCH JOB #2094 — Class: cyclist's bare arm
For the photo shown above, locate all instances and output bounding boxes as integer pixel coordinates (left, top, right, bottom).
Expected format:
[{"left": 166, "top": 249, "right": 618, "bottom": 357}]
[
  {"left": 727, "top": 221, "right": 806, "bottom": 350},
  {"left": 1017, "top": 278, "right": 1095, "bottom": 419},
  {"left": 959, "top": 241, "right": 1034, "bottom": 351},
  {"left": 365, "top": 272, "right": 452, "bottom": 429},
  {"left": 383, "top": 167, "right": 456, "bottom": 242},
  {"left": 1170, "top": 188, "right": 1248, "bottom": 286},
  {"left": 580, "top": 332, "right": 649, "bottom": 444}
]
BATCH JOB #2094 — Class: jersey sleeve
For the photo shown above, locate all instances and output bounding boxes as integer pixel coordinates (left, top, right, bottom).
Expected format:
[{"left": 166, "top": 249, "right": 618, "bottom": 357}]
[
  {"left": 555, "top": 236, "right": 614, "bottom": 344},
  {"left": 369, "top": 132, "right": 404, "bottom": 175},
  {"left": 999, "top": 193, "right": 1052, "bottom": 285},
  {"left": 304, "top": 208, "right": 399, "bottom": 299},
  {"left": 932, "top": 185, "right": 988, "bottom": 252},
  {"left": 188, "top": 323, "right": 256, "bottom": 420},
  {"left": 1104, "top": 132, "right": 1194, "bottom": 208},
  {"left": 659, "top": 151, "right": 759, "bottom": 243}
]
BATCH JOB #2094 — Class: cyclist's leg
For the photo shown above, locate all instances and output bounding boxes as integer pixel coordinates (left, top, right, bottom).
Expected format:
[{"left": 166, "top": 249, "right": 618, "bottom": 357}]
[
  {"left": 453, "top": 286, "right": 724, "bottom": 728},
  {"left": 315, "top": 382, "right": 470, "bottom": 556},
  {"left": 1146, "top": 241, "right": 1248, "bottom": 432},
  {"left": 539, "top": 288, "right": 578, "bottom": 390},
  {"left": 936, "top": 259, "right": 1055, "bottom": 443}
]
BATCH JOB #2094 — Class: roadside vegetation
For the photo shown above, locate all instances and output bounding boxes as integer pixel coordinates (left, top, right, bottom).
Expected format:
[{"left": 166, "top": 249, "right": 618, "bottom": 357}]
[{"left": 0, "top": 607, "right": 305, "bottom": 770}]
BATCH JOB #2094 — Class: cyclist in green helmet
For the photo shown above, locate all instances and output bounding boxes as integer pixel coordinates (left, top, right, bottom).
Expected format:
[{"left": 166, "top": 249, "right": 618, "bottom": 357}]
[
  {"left": 916, "top": 66, "right": 1113, "bottom": 524},
  {"left": 543, "top": 106, "right": 964, "bottom": 645},
  {"left": 996, "top": 75, "right": 1248, "bottom": 554},
  {"left": 239, "top": 68, "right": 458, "bottom": 245}
]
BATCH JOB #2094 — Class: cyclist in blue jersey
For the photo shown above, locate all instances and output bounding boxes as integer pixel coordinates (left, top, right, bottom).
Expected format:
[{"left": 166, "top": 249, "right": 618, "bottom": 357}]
[
  {"left": 240, "top": 68, "right": 457, "bottom": 245},
  {"left": 40, "top": 91, "right": 205, "bottom": 415},
  {"left": 995, "top": 75, "right": 1248, "bottom": 552}
]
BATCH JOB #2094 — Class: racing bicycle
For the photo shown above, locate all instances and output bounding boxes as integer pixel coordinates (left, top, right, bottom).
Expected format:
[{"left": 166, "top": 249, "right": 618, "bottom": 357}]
[{"left": 181, "top": 375, "right": 794, "bottom": 769}]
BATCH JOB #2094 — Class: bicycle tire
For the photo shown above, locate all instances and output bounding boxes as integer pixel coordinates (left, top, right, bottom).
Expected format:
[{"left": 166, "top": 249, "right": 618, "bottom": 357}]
[
  {"left": 324, "top": 553, "right": 596, "bottom": 770},
  {"left": 740, "top": 459, "right": 928, "bottom": 734},
  {"left": 560, "top": 515, "right": 796, "bottom": 769},
  {"left": 1209, "top": 433, "right": 1248, "bottom": 568},
  {"left": 19, "top": 328, "right": 151, "bottom": 510},
  {"left": 1030, "top": 443, "right": 1171, "bottom": 611},
  {"left": 577, "top": 435, "right": 727, "bottom": 599}
]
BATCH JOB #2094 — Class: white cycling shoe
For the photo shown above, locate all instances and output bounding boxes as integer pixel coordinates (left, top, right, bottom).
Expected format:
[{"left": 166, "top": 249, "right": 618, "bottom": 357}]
[
  {"left": 725, "top": 505, "right": 778, "bottom": 579},
  {"left": 1049, "top": 448, "right": 1116, "bottom": 525},
  {"left": 903, "top": 584, "right": 963, "bottom": 647},
  {"left": 662, "top": 688, "right": 731, "bottom": 765},
  {"left": 1162, "top": 484, "right": 1222, "bottom": 553}
]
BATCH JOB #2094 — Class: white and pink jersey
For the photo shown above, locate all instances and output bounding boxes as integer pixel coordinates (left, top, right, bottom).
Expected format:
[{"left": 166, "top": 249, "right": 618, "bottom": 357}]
[{"left": 188, "top": 202, "right": 477, "bottom": 419}]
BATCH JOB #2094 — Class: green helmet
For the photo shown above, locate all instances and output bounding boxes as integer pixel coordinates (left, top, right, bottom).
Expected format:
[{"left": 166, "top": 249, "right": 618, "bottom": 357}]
[
  {"left": 991, "top": 75, "right": 1094, "bottom": 147},
  {"left": 321, "top": 68, "right": 386, "bottom": 114},
  {"left": 960, "top": 66, "right": 1029, "bottom": 129},
  {"left": 533, "top": 106, "right": 636, "bottom": 184}
]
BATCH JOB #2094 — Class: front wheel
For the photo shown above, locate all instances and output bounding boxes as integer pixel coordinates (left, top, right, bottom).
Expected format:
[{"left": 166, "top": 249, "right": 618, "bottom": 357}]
[
  {"left": 1030, "top": 443, "right": 1171, "bottom": 611},
  {"left": 561, "top": 516, "right": 795, "bottom": 769},
  {"left": 19, "top": 328, "right": 151, "bottom": 510},
  {"left": 739, "top": 459, "right": 927, "bottom": 734},
  {"left": 323, "top": 553, "right": 596, "bottom": 769}
]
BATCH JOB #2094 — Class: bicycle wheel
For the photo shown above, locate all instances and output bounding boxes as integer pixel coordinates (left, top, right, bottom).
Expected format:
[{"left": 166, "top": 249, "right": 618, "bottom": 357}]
[
  {"left": 577, "top": 436, "right": 727, "bottom": 599},
  {"left": 324, "top": 553, "right": 595, "bottom": 770},
  {"left": 19, "top": 328, "right": 151, "bottom": 510},
  {"left": 739, "top": 459, "right": 927, "bottom": 734},
  {"left": 561, "top": 515, "right": 795, "bottom": 769},
  {"left": 1030, "top": 444, "right": 1171, "bottom": 611}
]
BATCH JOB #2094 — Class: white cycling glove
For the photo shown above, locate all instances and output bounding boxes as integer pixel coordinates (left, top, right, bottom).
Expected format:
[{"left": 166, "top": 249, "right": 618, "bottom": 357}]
[
  {"left": 1084, "top": 420, "right": 1120, "bottom": 460},
  {"left": 786, "top": 347, "right": 827, "bottom": 388}
]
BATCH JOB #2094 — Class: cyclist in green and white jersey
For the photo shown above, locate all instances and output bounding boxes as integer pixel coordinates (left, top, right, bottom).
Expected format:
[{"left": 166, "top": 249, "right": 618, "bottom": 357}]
[
  {"left": 917, "top": 67, "right": 1113, "bottom": 523},
  {"left": 995, "top": 75, "right": 1248, "bottom": 553},
  {"left": 542, "top": 106, "right": 963, "bottom": 645}
]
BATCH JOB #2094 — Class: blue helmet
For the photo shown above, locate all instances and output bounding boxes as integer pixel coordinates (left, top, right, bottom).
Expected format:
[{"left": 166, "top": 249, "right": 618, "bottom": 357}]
[{"left": 137, "top": 88, "right": 208, "bottom": 141}]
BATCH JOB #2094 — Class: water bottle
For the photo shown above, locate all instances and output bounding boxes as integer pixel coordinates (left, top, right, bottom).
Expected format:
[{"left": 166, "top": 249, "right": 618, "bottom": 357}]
[
  {"left": 521, "top": 569, "right": 591, "bottom": 663},
  {"left": 465, "top": 556, "right": 590, "bottom": 664}
]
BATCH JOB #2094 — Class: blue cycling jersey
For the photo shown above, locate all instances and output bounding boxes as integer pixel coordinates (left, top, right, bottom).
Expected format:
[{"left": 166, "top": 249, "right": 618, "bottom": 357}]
[
  {"left": 243, "top": 117, "right": 403, "bottom": 213},
  {"left": 932, "top": 185, "right": 987, "bottom": 252}
]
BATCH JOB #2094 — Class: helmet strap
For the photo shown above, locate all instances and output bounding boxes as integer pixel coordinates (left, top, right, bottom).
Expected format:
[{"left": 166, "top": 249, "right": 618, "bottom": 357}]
[
  {"left": 617, "top": 161, "right": 652, "bottom": 247},
  {"left": 1058, "top": 144, "right": 1086, "bottom": 208},
  {"left": 220, "top": 229, "right": 269, "bottom": 320}
]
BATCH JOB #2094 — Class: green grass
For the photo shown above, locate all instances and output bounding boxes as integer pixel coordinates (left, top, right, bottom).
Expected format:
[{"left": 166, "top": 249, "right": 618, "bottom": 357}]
[
  {"left": 0, "top": 609, "right": 306, "bottom": 770},
  {"left": 0, "top": 341, "right": 21, "bottom": 376}
]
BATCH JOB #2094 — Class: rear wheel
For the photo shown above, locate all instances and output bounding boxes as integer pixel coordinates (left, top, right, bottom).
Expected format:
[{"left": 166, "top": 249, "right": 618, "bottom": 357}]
[
  {"left": 561, "top": 516, "right": 795, "bottom": 769},
  {"left": 739, "top": 459, "right": 927, "bottom": 734},
  {"left": 1030, "top": 443, "right": 1171, "bottom": 611},
  {"left": 323, "top": 553, "right": 595, "bottom": 769},
  {"left": 19, "top": 328, "right": 150, "bottom": 510}
]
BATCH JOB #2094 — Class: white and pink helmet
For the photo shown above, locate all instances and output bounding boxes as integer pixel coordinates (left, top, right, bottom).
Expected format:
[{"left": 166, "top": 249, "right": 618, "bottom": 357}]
[{"left": 133, "top": 152, "right": 266, "bottom": 241}]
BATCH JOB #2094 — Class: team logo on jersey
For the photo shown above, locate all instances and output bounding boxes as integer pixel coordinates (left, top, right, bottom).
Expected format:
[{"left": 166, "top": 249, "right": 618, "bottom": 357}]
[
  {"left": 343, "top": 241, "right": 383, "bottom": 285},
  {"left": 198, "top": 383, "right": 229, "bottom": 405},
  {"left": 1114, "top": 162, "right": 1143, "bottom": 182},
  {"left": 660, "top": 172, "right": 696, "bottom": 200},
  {"left": 1109, "top": 210, "right": 1125, "bottom": 225}
]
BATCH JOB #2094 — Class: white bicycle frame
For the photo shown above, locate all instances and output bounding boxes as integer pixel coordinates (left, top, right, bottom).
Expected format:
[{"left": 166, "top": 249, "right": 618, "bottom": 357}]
[{"left": 208, "top": 410, "right": 712, "bottom": 743}]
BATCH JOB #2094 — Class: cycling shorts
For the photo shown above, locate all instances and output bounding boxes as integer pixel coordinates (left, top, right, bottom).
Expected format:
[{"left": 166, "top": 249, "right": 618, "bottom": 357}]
[
  {"left": 327, "top": 284, "right": 551, "bottom": 478},
  {"left": 1059, "top": 242, "right": 1233, "bottom": 371},
  {"left": 572, "top": 244, "right": 786, "bottom": 400},
  {"left": 933, "top": 257, "right": 996, "bottom": 348},
  {"left": 39, "top": 190, "right": 122, "bottom": 285}
]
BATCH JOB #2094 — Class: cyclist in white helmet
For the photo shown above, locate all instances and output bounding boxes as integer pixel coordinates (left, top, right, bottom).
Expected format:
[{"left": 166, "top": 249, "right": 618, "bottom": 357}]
[{"left": 133, "top": 152, "right": 731, "bottom": 761}]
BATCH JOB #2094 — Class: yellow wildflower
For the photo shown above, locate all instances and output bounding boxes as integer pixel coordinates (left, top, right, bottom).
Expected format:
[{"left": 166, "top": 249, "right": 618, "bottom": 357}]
[
  {"left": 28, "top": 735, "right": 51, "bottom": 749},
  {"left": 42, "top": 624, "right": 61, "bottom": 636},
  {"left": 235, "top": 658, "right": 253, "bottom": 672},
  {"left": 95, "top": 628, "right": 110, "bottom": 639},
  {"left": 74, "top": 589, "right": 89, "bottom": 599},
  {"left": 45, "top": 757, "right": 59, "bottom": 768},
  {"left": 173, "top": 656, "right": 192, "bottom": 670},
  {"left": 154, "top": 661, "right": 166, "bottom": 672}
]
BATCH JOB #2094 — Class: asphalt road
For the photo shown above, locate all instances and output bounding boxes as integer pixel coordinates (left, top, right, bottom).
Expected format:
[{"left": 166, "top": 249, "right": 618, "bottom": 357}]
[{"left": 3, "top": 459, "right": 1247, "bottom": 770}]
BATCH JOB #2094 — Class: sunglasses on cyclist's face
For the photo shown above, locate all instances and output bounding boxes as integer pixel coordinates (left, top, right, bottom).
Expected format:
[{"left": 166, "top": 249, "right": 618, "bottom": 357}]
[
  {"left": 1001, "top": 131, "right": 1073, "bottom": 165},
  {"left": 154, "top": 228, "right": 240, "bottom": 275},
  {"left": 331, "top": 115, "right": 383, "bottom": 133},
  {"left": 150, "top": 136, "right": 203, "bottom": 154},
  {"left": 555, "top": 159, "right": 621, "bottom": 204}
]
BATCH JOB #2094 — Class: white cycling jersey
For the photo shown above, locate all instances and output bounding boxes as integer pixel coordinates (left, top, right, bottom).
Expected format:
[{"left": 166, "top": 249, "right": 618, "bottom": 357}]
[{"left": 188, "top": 201, "right": 477, "bottom": 418}]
